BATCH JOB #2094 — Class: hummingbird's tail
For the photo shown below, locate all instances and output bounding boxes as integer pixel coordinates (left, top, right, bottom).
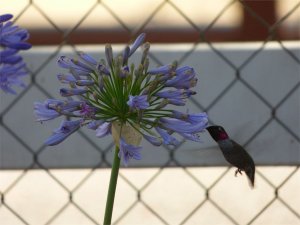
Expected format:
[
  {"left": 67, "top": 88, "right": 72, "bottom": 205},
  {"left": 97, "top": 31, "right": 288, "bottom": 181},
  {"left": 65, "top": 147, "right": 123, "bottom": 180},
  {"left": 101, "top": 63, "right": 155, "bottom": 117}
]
[{"left": 245, "top": 166, "right": 255, "bottom": 188}]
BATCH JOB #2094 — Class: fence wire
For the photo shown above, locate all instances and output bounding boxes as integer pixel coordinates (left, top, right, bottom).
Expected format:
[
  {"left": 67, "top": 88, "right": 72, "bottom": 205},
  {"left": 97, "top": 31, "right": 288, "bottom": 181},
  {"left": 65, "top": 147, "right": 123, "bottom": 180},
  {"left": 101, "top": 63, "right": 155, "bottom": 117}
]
[{"left": 0, "top": 0, "right": 300, "bottom": 224}]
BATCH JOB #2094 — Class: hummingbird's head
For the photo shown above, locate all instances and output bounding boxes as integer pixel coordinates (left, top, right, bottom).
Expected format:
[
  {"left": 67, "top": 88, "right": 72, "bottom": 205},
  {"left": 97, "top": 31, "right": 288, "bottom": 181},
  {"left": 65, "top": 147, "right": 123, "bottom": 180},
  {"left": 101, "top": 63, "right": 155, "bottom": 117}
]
[{"left": 206, "top": 125, "right": 229, "bottom": 142}]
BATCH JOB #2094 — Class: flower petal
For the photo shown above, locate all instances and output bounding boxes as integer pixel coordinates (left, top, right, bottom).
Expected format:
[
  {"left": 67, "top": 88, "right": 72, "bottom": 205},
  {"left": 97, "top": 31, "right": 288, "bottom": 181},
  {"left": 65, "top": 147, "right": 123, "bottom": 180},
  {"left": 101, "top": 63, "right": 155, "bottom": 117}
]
[
  {"left": 129, "top": 33, "right": 146, "bottom": 56},
  {"left": 119, "top": 138, "right": 142, "bottom": 166},
  {"left": 143, "top": 134, "right": 162, "bottom": 146},
  {"left": 96, "top": 122, "right": 111, "bottom": 138},
  {"left": 155, "top": 127, "right": 179, "bottom": 146},
  {"left": 127, "top": 95, "right": 149, "bottom": 110},
  {"left": 44, "top": 120, "right": 81, "bottom": 146}
]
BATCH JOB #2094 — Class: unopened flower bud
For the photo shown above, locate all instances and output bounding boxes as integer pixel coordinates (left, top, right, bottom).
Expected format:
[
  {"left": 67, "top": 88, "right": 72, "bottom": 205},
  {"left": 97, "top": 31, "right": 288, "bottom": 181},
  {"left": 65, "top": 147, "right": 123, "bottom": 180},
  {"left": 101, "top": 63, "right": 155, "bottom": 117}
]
[
  {"left": 129, "top": 33, "right": 146, "bottom": 57},
  {"left": 76, "top": 80, "right": 94, "bottom": 86},
  {"left": 155, "top": 99, "right": 169, "bottom": 109},
  {"left": 105, "top": 44, "right": 113, "bottom": 68},
  {"left": 141, "top": 42, "right": 150, "bottom": 65},
  {"left": 143, "top": 57, "right": 149, "bottom": 72},
  {"left": 98, "top": 75, "right": 104, "bottom": 91},
  {"left": 122, "top": 46, "right": 130, "bottom": 65}
]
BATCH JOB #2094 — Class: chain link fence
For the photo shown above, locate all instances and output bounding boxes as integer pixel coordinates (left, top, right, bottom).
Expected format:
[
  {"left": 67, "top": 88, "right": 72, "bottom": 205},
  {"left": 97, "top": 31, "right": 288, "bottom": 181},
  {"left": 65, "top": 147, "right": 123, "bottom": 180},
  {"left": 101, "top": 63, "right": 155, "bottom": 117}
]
[{"left": 1, "top": 0, "right": 300, "bottom": 224}]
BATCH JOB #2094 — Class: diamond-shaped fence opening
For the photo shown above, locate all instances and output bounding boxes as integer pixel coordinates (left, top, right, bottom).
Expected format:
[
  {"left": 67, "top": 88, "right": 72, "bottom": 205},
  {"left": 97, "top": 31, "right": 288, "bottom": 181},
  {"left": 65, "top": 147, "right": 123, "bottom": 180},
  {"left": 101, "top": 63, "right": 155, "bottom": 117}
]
[{"left": 1, "top": 1, "right": 300, "bottom": 224}]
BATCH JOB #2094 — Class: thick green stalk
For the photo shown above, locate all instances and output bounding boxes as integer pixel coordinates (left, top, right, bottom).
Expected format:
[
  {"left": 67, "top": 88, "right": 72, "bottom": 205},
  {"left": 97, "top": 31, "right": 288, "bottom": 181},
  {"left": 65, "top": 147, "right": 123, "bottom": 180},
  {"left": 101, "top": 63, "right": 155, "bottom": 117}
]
[{"left": 103, "top": 146, "right": 121, "bottom": 225}]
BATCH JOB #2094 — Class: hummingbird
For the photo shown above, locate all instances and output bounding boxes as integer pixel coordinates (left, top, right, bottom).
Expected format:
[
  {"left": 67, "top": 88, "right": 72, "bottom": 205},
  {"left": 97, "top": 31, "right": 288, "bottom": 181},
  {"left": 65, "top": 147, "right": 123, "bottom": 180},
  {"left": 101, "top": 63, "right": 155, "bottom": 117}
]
[{"left": 206, "top": 125, "right": 255, "bottom": 188}]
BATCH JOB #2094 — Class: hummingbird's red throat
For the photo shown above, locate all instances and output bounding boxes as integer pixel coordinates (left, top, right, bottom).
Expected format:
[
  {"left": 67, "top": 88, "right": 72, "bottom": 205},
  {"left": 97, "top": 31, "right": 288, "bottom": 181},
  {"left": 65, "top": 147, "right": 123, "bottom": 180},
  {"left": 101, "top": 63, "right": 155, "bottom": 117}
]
[{"left": 219, "top": 132, "right": 229, "bottom": 140}]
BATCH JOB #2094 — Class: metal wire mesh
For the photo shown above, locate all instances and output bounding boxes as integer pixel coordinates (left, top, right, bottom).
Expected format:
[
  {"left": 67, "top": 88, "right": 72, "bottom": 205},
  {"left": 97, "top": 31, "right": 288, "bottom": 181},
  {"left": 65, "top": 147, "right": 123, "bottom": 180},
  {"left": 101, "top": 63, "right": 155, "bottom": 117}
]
[{"left": 0, "top": 0, "right": 299, "bottom": 224}]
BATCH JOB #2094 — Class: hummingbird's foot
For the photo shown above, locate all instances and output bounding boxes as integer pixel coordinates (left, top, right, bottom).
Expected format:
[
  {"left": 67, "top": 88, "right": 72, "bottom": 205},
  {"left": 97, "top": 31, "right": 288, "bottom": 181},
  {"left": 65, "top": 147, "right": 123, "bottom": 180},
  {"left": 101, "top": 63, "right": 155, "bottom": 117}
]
[{"left": 235, "top": 168, "right": 243, "bottom": 177}]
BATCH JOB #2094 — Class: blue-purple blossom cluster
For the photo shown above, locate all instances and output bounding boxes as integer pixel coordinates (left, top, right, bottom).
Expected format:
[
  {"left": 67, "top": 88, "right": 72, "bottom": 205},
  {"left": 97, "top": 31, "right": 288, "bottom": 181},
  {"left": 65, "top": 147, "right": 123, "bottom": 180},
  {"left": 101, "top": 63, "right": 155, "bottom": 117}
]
[
  {"left": 0, "top": 14, "right": 31, "bottom": 94},
  {"left": 34, "top": 33, "right": 208, "bottom": 166}
]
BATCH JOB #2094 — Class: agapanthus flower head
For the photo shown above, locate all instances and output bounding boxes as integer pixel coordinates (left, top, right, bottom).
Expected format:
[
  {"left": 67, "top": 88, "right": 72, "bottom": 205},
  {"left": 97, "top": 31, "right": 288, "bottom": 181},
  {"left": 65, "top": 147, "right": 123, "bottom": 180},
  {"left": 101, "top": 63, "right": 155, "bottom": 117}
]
[
  {"left": 35, "top": 33, "right": 208, "bottom": 166},
  {"left": 0, "top": 14, "right": 31, "bottom": 50},
  {"left": 0, "top": 14, "right": 31, "bottom": 94}
]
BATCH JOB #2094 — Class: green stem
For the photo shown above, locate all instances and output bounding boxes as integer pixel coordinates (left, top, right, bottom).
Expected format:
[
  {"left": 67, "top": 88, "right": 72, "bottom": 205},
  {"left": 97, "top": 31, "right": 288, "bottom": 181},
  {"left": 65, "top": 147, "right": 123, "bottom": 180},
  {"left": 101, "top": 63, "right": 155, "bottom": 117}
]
[{"left": 103, "top": 146, "right": 121, "bottom": 225}]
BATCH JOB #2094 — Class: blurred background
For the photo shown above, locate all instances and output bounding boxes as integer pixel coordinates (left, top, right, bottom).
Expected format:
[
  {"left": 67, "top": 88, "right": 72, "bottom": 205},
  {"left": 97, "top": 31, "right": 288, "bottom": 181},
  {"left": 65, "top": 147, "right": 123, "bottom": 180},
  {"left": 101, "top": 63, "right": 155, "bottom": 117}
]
[{"left": 0, "top": 0, "right": 299, "bottom": 224}]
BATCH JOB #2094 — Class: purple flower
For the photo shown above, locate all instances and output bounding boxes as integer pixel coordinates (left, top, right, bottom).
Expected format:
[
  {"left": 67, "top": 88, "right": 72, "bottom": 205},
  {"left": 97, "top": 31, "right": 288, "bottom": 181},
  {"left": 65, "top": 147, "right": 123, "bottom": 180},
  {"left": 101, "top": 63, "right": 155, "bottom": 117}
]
[
  {"left": 0, "top": 62, "right": 27, "bottom": 94},
  {"left": 155, "top": 89, "right": 196, "bottom": 107},
  {"left": 155, "top": 89, "right": 195, "bottom": 99},
  {"left": 45, "top": 120, "right": 81, "bottom": 146},
  {"left": 47, "top": 99, "right": 83, "bottom": 111},
  {"left": 0, "top": 49, "right": 22, "bottom": 64},
  {"left": 60, "top": 88, "right": 87, "bottom": 97},
  {"left": 155, "top": 127, "right": 179, "bottom": 146},
  {"left": 119, "top": 138, "right": 142, "bottom": 166},
  {"left": 77, "top": 51, "right": 97, "bottom": 66},
  {"left": 34, "top": 102, "right": 60, "bottom": 122},
  {"left": 34, "top": 99, "right": 83, "bottom": 121},
  {"left": 129, "top": 33, "right": 145, "bottom": 56},
  {"left": 119, "top": 66, "right": 129, "bottom": 78},
  {"left": 154, "top": 89, "right": 196, "bottom": 106},
  {"left": 96, "top": 122, "right": 111, "bottom": 138},
  {"left": 71, "top": 58, "right": 95, "bottom": 72},
  {"left": 127, "top": 95, "right": 149, "bottom": 110},
  {"left": 148, "top": 64, "right": 173, "bottom": 75},
  {"left": 97, "top": 64, "right": 110, "bottom": 75},
  {"left": 76, "top": 102, "right": 96, "bottom": 118},
  {"left": 143, "top": 134, "right": 162, "bottom": 146},
  {"left": 165, "top": 66, "right": 197, "bottom": 89},
  {"left": 87, "top": 120, "right": 105, "bottom": 130},
  {"left": 159, "top": 117, "right": 208, "bottom": 134},
  {"left": 57, "top": 56, "right": 93, "bottom": 73},
  {"left": 178, "top": 132, "right": 202, "bottom": 142},
  {"left": 1, "top": 14, "right": 31, "bottom": 94},
  {"left": 172, "top": 111, "right": 208, "bottom": 124},
  {"left": 43, "top": 99, "right": 65, "bottom": 108},
  {"left": 0, "top": 14, "right": 31, "bottom": 50},
  {"left": 57, "top": 73, "right": 76, "bottom": 84},
  {"left": 167, "top": 98, "right": 186, "bottom": 106},
  {"left": 0, "top": 14, "right": 13, "bottom": 23}
]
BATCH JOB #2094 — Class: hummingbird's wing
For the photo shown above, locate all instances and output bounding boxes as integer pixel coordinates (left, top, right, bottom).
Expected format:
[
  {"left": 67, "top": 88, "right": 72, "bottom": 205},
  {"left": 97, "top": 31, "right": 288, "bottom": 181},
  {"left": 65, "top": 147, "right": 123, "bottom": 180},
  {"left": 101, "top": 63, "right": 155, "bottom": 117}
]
[
  {"left": 231, "top": 140, "right": 255, "bottom": 187},
  {"left": 225, "top": 140, "right": 251, "bottom": 162}
]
